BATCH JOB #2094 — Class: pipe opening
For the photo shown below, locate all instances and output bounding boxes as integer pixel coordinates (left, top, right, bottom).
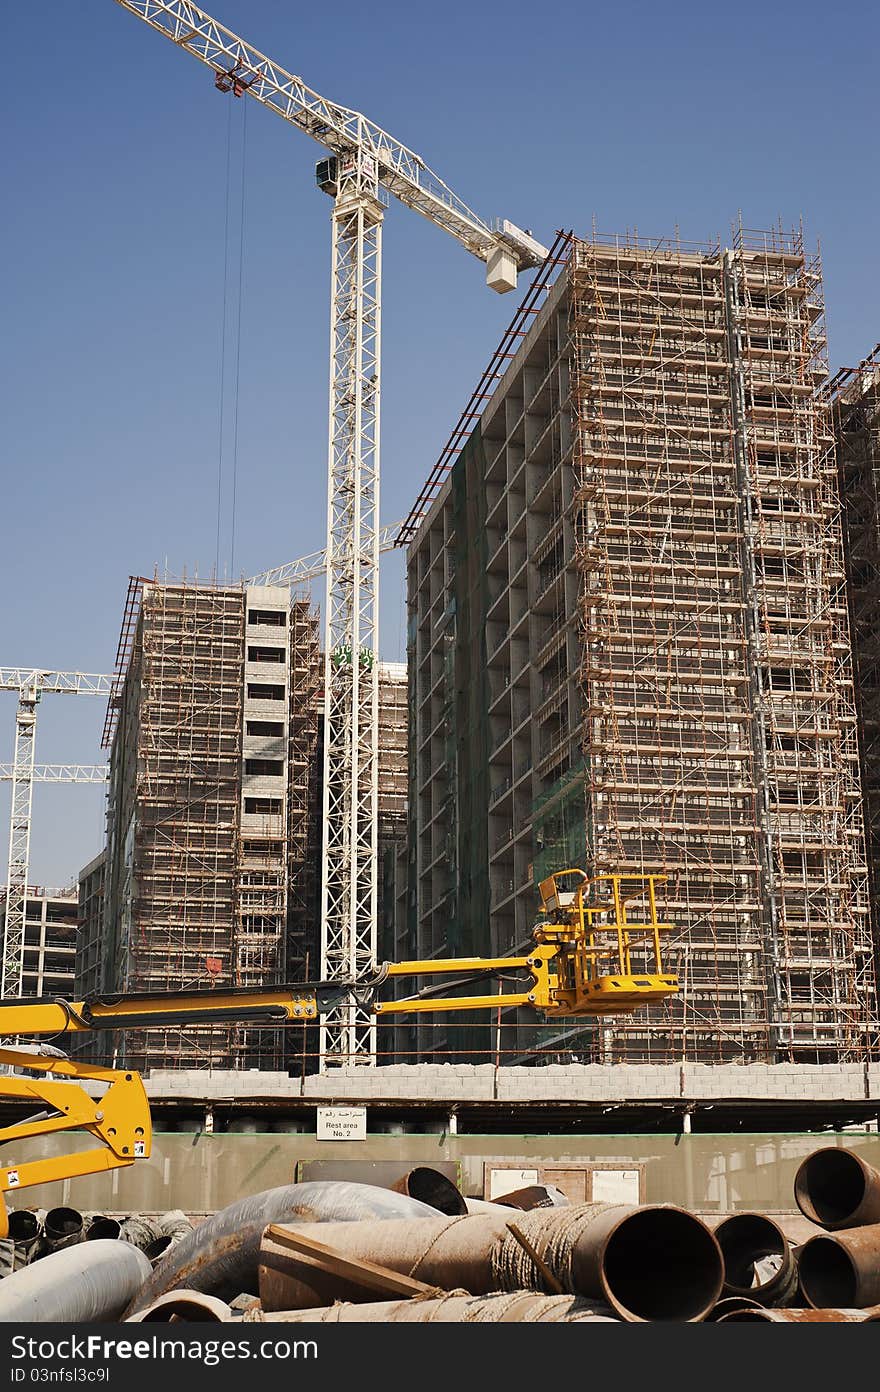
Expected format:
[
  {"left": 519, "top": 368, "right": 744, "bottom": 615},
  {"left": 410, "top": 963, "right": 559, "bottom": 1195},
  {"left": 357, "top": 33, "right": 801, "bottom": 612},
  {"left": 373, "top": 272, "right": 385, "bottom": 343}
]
[
  {"left": 8, "top": 1212, "right": 40, "bottom": 1244},
  {"left": 714, "top": 1214, "right": 787, "bottom": 1292},
  {"left": 602, "top": 1209, "right": 722, "bottom": 1321},
  {"left": 144, "top": 1235, "right": 173, "bottom": 1264},
  {"left": 138, "top": 1296, "right": 227, "bottom": 1323},
  {"left": 705, "top": 1296, "right": 763, "bottom": 1321},
  {"left": 797, "top": 1237, "right": 857, "bottom": 1309},
  {"left": 795, "top": 1150, "right": 866, "bottom": 1227},
  {"left": 87, "top": 1218, "right": 122, "bottom": 1241},
  {"left": 396, "top": 1168, "right": 467, "bottom": 1216},
  {"left": 44, "top": 1208, "right": 83, "bottom": 1241}
]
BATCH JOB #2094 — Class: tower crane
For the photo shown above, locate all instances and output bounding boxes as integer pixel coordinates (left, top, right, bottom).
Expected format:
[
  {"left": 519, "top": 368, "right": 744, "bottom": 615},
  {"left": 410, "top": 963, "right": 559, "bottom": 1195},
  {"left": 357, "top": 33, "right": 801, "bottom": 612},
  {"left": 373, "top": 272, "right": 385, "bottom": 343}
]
[
  {"left": 247, "top": 522, "right": 401, "bottom": 591},
  {"left": 0, "top": 766, "right": 108, "bottom": 784},
  {"left": 0, "top": 672, "right": 112, "bottom": 1001},
  {"left": 108, "top": 2, "right": 549, "bottom": 1069}
]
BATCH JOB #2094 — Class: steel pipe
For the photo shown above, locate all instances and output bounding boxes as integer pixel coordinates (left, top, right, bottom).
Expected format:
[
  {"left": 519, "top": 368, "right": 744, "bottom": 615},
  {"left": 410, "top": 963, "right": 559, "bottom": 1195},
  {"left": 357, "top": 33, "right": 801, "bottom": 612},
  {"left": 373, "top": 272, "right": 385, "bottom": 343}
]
[
  {"left": 142, "top": 1212, "right": 194, "bottom": 1268},
  {"left": 390, "top": 1168, "right": 467, "bottom": 1216},
  {"left": 143, "top": 1236, "right": 174, "bottom": 1268},
  {"left": 7, "top": 1210, "right": 41, "bottom": 1270},
  {"left": 794, "top": 1147, "right": 880, "bottom": 1230},
  {"left": 713, "top": 1212, "right": 797, "bottom": 1307},
  {"left": 260, "top": 1201, "right": 723, "bottom": 1323},
  {"left": 123, "top": 1181, "right": 440, "bottom": 1319},
  {"left": 127, "top": 1291, "right": 233, "bottom": 1322},
  {"left": 43, "top": 1207, "right": 84, "bottom": 1252},
  {"left": 87, "top": 1217, "right": 122, "bottom": 1241},
  {"left": 8, "top": 1210, "right": 40, "bottom": 1246},
  {"left": 248, "top": 1292, "right": 619, "bottom": 1322},
  {"left": 120, "top": 1215, "right": 165, "bottom": 1251},
  {"left": 0, "top": 1240, "right": 151, "bottom": 1322},
  {"left": 797, "top": 1224, "right": 880, "bottom": 1309},
  {"left": 705, "top": 1296, "right": 764, "bottom": 1321},
  {"left": 719, "top": 1306, "right": 880, "bottom": 1322}
]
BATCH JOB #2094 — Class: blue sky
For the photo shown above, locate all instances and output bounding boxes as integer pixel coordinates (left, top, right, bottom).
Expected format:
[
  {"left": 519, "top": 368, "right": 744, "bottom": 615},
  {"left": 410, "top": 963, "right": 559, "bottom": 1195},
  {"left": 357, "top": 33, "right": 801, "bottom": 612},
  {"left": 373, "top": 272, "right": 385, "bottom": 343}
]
[{"left": 2, "top": 0, "right": 878, "bottom": 886}]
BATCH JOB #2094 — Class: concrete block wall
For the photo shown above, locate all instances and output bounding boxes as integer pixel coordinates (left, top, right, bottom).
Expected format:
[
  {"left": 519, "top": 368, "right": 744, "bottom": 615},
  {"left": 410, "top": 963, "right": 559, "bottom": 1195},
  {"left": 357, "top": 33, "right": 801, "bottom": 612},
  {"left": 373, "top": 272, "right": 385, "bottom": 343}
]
[{"left": 146, "top": 1061, "right": 880, "bottom": 1106}]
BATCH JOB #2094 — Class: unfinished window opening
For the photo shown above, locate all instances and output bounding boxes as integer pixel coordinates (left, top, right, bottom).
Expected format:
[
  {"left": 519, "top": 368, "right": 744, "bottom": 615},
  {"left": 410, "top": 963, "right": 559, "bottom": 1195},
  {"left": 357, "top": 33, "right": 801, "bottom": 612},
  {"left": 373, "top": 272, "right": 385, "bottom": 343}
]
[
  {"left": 247, "top": 683, "right": 286, "bottom": 701},
  {"left": 248, "top": 609, "right": 287, "bottom": 627},
  {"left": 245, "top": 758, "right": 284, "bottom": 777},
  {"left": 248, "top": 646, "right": 286, "bottom": 664},
  {"left": 244, "top": 797, "right": 283, "bottom": 816},
  {"left": 242, "top": 839, "right": 283, "bottom": 857},
  {"left": 246, "top": 720, "right": 285, "bottom": 737}
]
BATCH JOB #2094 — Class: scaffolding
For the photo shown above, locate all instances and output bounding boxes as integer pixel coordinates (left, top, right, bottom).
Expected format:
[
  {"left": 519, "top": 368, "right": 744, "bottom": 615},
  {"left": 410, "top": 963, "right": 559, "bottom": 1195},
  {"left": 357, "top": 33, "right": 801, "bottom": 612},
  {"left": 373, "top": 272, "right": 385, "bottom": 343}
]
[
  {"left": 285, "top": 600, "right": 322, "bottom": 980},
  {"left": 99, "top": 579, "right": 323, "bottom": 1072},
  {"left": 115, "top": 581, "right": 243, "bottom": 1070},
  {"left": 830, "top": 345, "right": 880, "bottom": 986},
  {"left": 570, "top": 226, "right": 876, "bottom": 1062}
]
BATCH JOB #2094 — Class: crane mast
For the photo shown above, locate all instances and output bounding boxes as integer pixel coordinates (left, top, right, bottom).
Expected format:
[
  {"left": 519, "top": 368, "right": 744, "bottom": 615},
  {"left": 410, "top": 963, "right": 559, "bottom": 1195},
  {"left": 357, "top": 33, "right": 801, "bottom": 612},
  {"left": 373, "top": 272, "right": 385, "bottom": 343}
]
[
  {"left": 109, "top": 1, "right": 549, "bottom": 1069},
  {"left": 320, "top": 152, "right": 383, "bottom": 1063},
  {"left": 0, "top": 672, "right": 112, "bottom": 1001}
]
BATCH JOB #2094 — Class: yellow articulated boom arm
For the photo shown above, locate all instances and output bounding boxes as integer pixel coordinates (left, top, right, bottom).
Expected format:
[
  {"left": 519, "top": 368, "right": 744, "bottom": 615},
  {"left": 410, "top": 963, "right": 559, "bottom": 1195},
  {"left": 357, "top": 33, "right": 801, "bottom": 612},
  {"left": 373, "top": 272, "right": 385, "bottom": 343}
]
[
  {"left": 375, "top": 870, "right": 678, "bottom": 1017},
  {"left": 0, "top": 872, "right": 676, "bottom": 1231}
]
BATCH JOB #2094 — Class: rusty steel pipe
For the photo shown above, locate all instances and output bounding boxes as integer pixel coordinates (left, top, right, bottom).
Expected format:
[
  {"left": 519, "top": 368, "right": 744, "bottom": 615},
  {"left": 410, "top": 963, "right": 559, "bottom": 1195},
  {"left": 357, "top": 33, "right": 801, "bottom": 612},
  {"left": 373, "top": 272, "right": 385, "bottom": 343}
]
[
  {"left": 123, "top": 1181, "right": 440, "bottom": 1319},
  {"left": 719, "top": 1306, "right": 880, "bottom": 1322},
  {"left": 797, "top": 1224, "right": 880, "bottom": 1309},
  {"left": 794, "top": 1147, "right": 880, "bottom": 1230},
  {"left": 389, "top": 1167, "right": 467, "bottom": 1216},
  {"left": 713, "top": 1212, "right": 797, "bottom": 1307},
  {"left": 705, "top": 1296, "right": 764, "bottom": 1321},
  {"left": 248, "top": 1292, "right": 619, "bottom": 1322},
  {"left": 260, "top": 1202, "right": 723, "bottom": 1323}
]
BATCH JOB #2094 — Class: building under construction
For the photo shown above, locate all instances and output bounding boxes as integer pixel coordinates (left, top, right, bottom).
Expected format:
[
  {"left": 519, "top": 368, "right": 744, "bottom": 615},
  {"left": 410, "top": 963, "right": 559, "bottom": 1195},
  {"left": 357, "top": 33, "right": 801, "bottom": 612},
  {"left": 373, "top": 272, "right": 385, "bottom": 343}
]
[
  {"left": 76, "top": 578, "right": 409, "bottom": 1073},
  {"left": 0, "top": 885, "right": 78, "bottom": 999},
  {"left": 91, "top": 579, "right": 321, "bottom": 1071},
  {"left": 832, "top": 345, "right": 880, "bottom": 982},
  {"left": 402, "top": 226, "right": 878, "bottom": 1066}
]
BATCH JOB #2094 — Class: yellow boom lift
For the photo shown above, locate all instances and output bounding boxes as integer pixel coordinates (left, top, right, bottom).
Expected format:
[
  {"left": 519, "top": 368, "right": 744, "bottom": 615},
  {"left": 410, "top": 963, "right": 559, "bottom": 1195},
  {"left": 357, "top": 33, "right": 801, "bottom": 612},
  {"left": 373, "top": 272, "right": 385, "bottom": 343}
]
[{"left": 0, "top": 871, "right": 677, "bottom": 1235}]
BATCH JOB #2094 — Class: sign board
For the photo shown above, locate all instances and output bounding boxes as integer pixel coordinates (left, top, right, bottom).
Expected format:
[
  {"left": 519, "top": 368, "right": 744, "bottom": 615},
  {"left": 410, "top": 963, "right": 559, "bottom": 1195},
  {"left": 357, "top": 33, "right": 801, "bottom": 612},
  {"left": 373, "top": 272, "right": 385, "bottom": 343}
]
[
  {"left": 483, "top": 1160, "right": 647, "bottom": 1205},
  {"left": 316, "top": 1106, "right": 367, "bottom": 1142},
  {"left": 486, "top": 1167, "right": 539, "bottom": 1199},
  {"left": 591, "top": 1168, "right": 642, "bottom": 1204}
]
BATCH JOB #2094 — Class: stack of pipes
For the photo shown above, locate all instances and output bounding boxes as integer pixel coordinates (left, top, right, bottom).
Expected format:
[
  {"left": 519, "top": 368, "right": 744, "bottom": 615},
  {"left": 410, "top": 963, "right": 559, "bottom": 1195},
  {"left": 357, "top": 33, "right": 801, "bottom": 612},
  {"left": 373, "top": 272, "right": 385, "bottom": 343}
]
[{"left": 2, "top": 1152, "right": 880, "bottom": 1323}]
